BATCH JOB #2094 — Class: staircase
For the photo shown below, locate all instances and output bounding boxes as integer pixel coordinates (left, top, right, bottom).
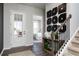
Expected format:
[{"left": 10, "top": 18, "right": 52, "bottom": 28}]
[{"left": 62, "top": 30, "right": 79, "bottom": 56}]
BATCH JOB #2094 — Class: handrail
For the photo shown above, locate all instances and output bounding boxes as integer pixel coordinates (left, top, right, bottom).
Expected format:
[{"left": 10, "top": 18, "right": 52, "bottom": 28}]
[
  {"left": 54, "top": 14, "right": 72, "bottom": 34},
  {"left": 51, "top": 14, "right": 72, "bottom": 55},
  {"left": 55, "top": 14, "right": 72, "bottom": 56},
  {"left": 57, "top": 27, "right": 79, "bottom": 56}
]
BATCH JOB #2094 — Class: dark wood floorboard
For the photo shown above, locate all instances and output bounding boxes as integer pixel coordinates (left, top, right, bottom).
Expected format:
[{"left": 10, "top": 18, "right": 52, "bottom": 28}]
[
  {"left": 32, "top": 42, "right": 47, "bottom": 56},
  {"left": 2, "top": 42, "right": 49, "bottom": 56}
]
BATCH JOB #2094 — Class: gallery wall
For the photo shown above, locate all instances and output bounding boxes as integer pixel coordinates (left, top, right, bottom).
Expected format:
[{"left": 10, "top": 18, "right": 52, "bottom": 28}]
[
  {"left": 45, "top": 3, "right": 70, "bottom": 41},
  {"left": 45, "top": 3, "right": 79, "bottom": 43}
]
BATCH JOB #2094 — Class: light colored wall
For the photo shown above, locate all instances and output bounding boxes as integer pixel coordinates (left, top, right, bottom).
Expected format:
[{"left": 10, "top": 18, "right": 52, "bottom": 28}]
[
  {"left": 4, "top": 3, "right": 44, "bottom": 49},
  {"left": 45, "top": 3, "right": 79, "bottom": 40},
  {"left": 45, "top": 3, "right": 70, "bottom": 41},
  {"left": 68, "top": 3, "right": 79, "bottom": 37}
]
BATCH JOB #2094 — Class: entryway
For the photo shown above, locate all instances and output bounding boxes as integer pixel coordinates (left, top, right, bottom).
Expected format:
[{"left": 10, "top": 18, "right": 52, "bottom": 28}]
[{"left": 33, "top": 15, "right": 43, "bottom": 43}]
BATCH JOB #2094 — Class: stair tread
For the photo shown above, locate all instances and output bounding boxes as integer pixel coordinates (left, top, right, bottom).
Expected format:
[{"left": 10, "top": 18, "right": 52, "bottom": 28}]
[
  {"left": 63, "top": 53, "right": 74, "bottom": 56},
  {"left": 75, "top": 32, "right": 79, "bottom": 37},
  {"left": 62, "top": 31, "right": 79, "bottom": 56},
  {"left": 75, "top": 36, "right": 79, "bottom": 38},
  {"left": 65, "top": 48, "right": 79, "bottom": 56},
  {"left": 63, "top": 50, "right": 75, "bottom": 56},
  {"left": 78, "top": 31, "right": 79, "bottom": 33},
  {"left": 68, "top": 43, "right": 79, "bottom": 53},
  {"left": 71, "top": 39, "right": 79, "bottom": 44}
]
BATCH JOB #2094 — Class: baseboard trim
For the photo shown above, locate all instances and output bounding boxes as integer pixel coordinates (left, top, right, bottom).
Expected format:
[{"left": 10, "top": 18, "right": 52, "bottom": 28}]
[
  {"left": 4, "top": 43, "right": 33, "bottom": 50},
  {"left": 2, "top": 45, "right": 33, "bottom": 56}
]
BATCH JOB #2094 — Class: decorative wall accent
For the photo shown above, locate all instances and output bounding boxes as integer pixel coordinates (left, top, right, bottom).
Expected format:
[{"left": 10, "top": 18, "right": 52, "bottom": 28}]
[
  {"left": 59, "top": 13, "right": 66, "bottom": 23},
  {"left": 47, "top": 18, "right": 51, "bottom": 25},
  {"left": 52, "top": 16, "right": 57, "bottom": 24},
  {"left": 59, "top": 24, "right": 66, "bottom": 33},
  {"left": 47, "top": 3, "right": 67, "bottom": 33},
  {"left": 58, "top": 3, "right": 66, "bottom": 14},
  {"left": 52, "top": 25, "right": 58, "bottom": 32},
  {"left": 47, "top": 25, "right": 52, "bottom": 32},
  {"left": 51, "top": 7, "right": 57, "bottom": 16},
  {"left": 47, "top": 10, "right": 51, "bottom": 18},
  {"left": 45, "top": 3, "right": 67, "bottom": 55}
]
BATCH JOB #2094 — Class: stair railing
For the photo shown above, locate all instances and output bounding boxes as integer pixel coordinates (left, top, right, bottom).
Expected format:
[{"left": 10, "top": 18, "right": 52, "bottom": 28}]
[{"left": 51, "top": 14, "right": 72, "bottom": 56}]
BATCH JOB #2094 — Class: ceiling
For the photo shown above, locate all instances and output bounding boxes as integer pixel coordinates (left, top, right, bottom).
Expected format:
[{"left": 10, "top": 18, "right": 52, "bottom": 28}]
[{"left": 20, "top": 3, "right": 46, "bottom": 10}]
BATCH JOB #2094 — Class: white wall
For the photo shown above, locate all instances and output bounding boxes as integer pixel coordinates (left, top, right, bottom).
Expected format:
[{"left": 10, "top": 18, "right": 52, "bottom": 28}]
[
  {"left": 4, "top": 3, "right": 44, "bottom": 49},
  {"left": 45, "top": 3, "right": 70, "bottom": 41},
  {"left": 45, "top": 3, "right": 79, "bottom": 41},
  {"left": 68, "top": 3, "right": 79, "bottom": 37}
]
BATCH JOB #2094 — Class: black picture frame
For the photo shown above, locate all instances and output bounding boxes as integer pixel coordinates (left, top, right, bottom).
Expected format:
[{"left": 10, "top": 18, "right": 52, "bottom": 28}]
[
  {"left": 52, "top": 16, "right": 58, "bottom": 24},
  {"left": 47, "top": 10, "right": 51, "bottom": 18},
  {"left": 51, "top": 7, "right": 57, "bottom": 16},
  {"left": 59, "top": 24, "right": 66, "bottom": 33},
  {"left": 47, "top": 25, "right": 52, "bottom": 32},
  {"left": 58, "top": 3, "right": 66, "bottom": 14},
  {"left": 52, "top": 25, "right": 58, "bottom": 32},
  {"left": 47, "top": 18, "right": 51, "bottom": 25},
  {"left": 59, "top": 13, "right": 66, "bottom": 23}
]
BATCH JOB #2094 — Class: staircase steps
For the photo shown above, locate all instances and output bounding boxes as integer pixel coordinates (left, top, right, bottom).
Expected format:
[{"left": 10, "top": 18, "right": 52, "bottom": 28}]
[
  {"left": 67, "top": 43, "right": 79, "bottom": 55},
  {"left": 75, "top": 32, "right": 79, "bottom": 37},
  {"left": 63, "top": 49, "right": 74, "bottom": 56},
  {"left": 60, "top": 30, "right": 79, "bottom": 56},
  {"left": 75, "top": 33, "right": 79, "bottom": 38},
  {"left": 71, "top": 39, "right": 79, "bottom": 45}
]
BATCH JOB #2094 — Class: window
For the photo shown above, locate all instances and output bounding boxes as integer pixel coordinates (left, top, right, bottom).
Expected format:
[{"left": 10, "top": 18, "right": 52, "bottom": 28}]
[{"left": 14, "top": 14, "right": 23, "bottom": 36}]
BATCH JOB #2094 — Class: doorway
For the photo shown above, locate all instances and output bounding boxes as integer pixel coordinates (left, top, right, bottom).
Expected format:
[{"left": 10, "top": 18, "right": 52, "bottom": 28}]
[
  {"left": 33, "top": 15, "right": 43, "bottom": 43},
  {"left": 32, "top": 15, "right": 45, "bottom": 55}
]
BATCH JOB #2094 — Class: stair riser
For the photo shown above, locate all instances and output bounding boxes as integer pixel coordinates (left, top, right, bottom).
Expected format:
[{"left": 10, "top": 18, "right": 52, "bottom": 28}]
[
  {"left": 71, "top": 43, "right": 79, "bottom": 48},
  {"left": 74, "top": 38, "right": 79, "bottom": 41},
  {"left": 75, "top": 36, "right": 79, "bottom": 38},
  {"left": 78, "top": 31, "right": 79, "bottom": 33},
  {"left": 67, "top": 48, "right": 79, "bottom": 56},
  {"left": 62, "top": 49, "right": 74, "bottom": 56},
  {"left": 62, "top": 31, "right": 79, "bottom": 56}
]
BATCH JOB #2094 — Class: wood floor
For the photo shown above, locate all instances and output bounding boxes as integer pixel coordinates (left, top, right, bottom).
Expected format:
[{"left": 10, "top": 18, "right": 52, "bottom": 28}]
[
  {"left": 32, "top": 42, "right": 47, "bottom": 56},
  {"left": 2, "top": 42, "right": 49, "bottom": 56}
]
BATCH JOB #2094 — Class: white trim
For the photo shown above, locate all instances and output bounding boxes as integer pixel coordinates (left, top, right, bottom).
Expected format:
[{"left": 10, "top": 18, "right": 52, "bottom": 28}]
[
  {"left": 58, "top": 27, "right": 79, "bottom": 56},
  {"left": 1, "top": 43, "right": 33, "bottom": 56},
  {"left": 4, "top": 43, "right": 33, "bottom": 50},
  {"left": 24, "top": 43, "right": 33, "bottom": 46},
  {"left": 0, "top": 49, "right": 4, "bottom": 56},
  {"left": 4, "top": 47, "right": 11, "bottom": 50}
]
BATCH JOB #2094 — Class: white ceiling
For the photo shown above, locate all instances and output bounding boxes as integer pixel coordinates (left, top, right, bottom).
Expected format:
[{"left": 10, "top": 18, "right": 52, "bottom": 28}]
[{"left": 20, "top": 3, "right": 46, "bottom": 10}]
